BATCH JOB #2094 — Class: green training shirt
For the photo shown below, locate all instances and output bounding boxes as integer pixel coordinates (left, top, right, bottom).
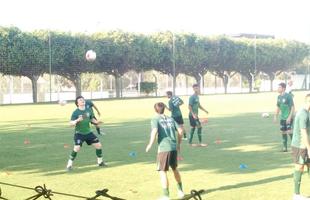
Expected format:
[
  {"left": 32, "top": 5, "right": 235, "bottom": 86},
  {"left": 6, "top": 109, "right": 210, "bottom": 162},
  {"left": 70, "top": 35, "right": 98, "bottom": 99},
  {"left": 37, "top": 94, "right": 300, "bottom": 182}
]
[
  {"left": 277, "top": 93, "right": 294, "bottom": 120},
  {"left": 71, "top": 108, "right": 94, "bottom": 135},
  {"left": 169, "top": 96, "right": 183, "bottom": 117},
  {"left": 151, "top": 115, "right": 180, "bottom": 153},
  {"left": 189, "top": 94, "right": 199, "bottom": 115},
  {"left": 291, "top": 109, "right": 310, "bottom": 149}
]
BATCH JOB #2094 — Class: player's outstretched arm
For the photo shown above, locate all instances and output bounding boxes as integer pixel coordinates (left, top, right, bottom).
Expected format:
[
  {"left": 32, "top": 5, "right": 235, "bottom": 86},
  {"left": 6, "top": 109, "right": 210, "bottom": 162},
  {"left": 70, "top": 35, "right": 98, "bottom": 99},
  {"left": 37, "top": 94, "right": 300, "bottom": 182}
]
[
  {"left": 146, "top": 128, "right": 158, "bottom": 152},
  {"left": 93, "top": 104, "right": 101, "bottom": 116},
  {"left": 199, "top": 103, "right": 208, "bottom": 114},
  {"left": 91, "top": 118, "right": 103, "bottom": 125},
  {"left": 179, "top": 98, "right": 184, "bottom": 106},
  {"left": 165, "top": 104, "right": 171, "bottom": 112}
]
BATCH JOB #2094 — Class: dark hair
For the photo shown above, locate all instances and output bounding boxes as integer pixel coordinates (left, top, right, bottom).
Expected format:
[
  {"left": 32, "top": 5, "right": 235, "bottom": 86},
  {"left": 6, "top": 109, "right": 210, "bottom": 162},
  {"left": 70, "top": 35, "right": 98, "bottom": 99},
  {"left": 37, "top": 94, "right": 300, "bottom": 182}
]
[
  {"left": 166, "top": 91, "right": 173, "bottom": 96},
  {"left": 154, "top": 102, "right": 165, "bottom": 114},
  {"left": 193, "top": 83, "right": 199, "bottom": 88},
  {"left": 75, "top": 96, "right": 84, "bottom": 106},
  {"left": 278, "top": 82, "right": 286, "bottom": 89}
]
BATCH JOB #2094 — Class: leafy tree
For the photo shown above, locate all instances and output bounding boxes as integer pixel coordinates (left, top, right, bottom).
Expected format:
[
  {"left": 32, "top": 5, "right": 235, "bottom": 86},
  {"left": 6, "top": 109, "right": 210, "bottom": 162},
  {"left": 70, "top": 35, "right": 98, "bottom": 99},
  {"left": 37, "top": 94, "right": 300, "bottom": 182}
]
[
  {"left": 208, "top": 36, "right": 238, "bottom": 93},
  {"left": 50, "top": 31, "right": 90, "bottom": 97},
  {"left": 92, "top": 31, "right": 136, "bottom": 97},
  {"left": 0, "top": 27, "right": 49, "bottom": 102},
  {"left": 174, "top": 33, "right": 209, "bottom": 87}
]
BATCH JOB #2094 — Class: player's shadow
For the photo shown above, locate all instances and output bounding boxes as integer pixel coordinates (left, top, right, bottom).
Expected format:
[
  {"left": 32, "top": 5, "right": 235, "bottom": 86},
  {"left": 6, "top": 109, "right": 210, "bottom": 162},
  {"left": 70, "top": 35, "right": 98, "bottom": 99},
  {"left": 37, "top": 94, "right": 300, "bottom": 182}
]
[{"left": 179, "top": 173, "right": 292, "bottom": 199}]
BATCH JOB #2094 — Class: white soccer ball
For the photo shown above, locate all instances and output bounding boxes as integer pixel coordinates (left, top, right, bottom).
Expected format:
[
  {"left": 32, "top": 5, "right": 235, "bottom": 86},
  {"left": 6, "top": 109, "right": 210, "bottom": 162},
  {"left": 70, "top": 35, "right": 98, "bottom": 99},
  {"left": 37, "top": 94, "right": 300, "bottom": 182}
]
[
  {"left": 59, "top": 100, "right": 67, "bottom": 106},
  {"left": 85, "top": 50, "right": 96, "bottom": 61},
  {"left": 261, "top": 112, "right": 270, "bottom": 118}
]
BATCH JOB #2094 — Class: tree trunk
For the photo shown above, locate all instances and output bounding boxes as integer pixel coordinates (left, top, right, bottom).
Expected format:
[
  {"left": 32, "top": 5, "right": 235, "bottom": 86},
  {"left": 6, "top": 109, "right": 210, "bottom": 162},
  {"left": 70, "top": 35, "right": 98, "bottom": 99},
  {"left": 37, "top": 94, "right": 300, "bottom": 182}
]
[
  {"left": 68, "top": 74, "right": 82, "bottom": 98},
  {"left": 153, "top": 74, "right": 158, "bottom": 96},
  {"left": 74, "top": 74, "right": 82, "bottom": 98},
  {"left": 114, "top": 74, "right": 121, "bottom": 98},
  {"left": 30, "top": 75, "right": 39, "bottom": 103},
  {"left": 214, "top": 75, "right": 217, "bottom": 90},
  {"left": 270, "top": 79, "right": 274, "bottom": 91},
  {"left": 138, "top": 73, "right": 141, "bottom": 95},
  {"left": 266, "top": 72, "right": 275, "bottom": 91},
  {"left": 221, "top": 74, "right": 229, "bottom": 94},
  {"left": 268, "top": 73, "right": 275, "bottom": 92},
  {"left": 185, "top": 75, "right": 188, "bottom": 95},
  {"left": 247, "top": 75, "right": 253, "bottom": 93},
  {"left": 120, "top": 76, "right": 123, "bottom": 98},
  {"left": 194, "top": 74, "right": 201, "bottom": 87},
  {"left": 201, "top": 74, "right": 205, "bottom": 94},
  {"left": 172, "top": 75, "right": 177, "bottom": 95}
]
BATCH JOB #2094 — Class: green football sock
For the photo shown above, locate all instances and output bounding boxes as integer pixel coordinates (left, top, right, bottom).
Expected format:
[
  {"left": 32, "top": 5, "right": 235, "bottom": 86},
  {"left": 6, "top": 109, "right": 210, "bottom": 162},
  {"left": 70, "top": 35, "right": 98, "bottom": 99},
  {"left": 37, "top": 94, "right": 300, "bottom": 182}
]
[
  {"left": 294, "top": 170, "right": 302, "bottom": 194},
  {"left": 96, "top": 127, "right": 101, "bottom": 135},
  {"left": 96, "top": 149, "right": 103, "bottom": 158},
  {"left": 197, "top": 128, "right": 202, "bottom": 143},
  {"left": 70, "top": 151, "right": 77, "bottom": 161},
  {"left": 183, "top": 130, "right": 187, "bottom": 138},
  {"left": 289, "top": 134, "right": 293, "bottom": 140},
  {"left": 163, "top": 188, "right": 169, "bottom": 196},
  {"left": 177, "top": 182, "right": 183, "bottom": 191},
  {"left": 189, "top": 128, "right": 195, "bottom": 144},
  {"left": 282, "top": 134, "right": 288, "bottom": 150}
]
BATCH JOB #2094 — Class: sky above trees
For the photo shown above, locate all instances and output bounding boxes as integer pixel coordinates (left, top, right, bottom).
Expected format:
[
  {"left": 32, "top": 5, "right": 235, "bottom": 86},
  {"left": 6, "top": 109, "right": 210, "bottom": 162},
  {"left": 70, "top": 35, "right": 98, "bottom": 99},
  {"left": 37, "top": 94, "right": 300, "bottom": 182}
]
[{"left": 1, "top": 0, "right": 310, "bottom": 43}]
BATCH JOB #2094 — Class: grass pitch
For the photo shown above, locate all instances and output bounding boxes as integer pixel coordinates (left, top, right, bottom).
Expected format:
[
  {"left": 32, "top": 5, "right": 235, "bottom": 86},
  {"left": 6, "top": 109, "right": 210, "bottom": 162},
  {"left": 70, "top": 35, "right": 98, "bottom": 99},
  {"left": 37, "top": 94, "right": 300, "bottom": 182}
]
[{"left": 0, "top": 91, "right": 309, "bottom": 200}]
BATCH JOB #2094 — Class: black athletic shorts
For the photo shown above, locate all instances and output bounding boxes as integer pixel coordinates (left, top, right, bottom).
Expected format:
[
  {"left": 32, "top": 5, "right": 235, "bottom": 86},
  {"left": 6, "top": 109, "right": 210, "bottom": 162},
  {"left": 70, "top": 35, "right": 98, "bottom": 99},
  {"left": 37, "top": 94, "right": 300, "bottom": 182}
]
[
  {"left": 157, "top": 150, "right": 178, "bottom": 171},
  {"left": 173, "top": 115, "right": 184, "bottom": 125},
  {"left": 292, "top": 146, "right": 310, "bottom": 165},
  {"left": 74, "top": 132, "right": 99, "bottom": 146},
  {"left": 280, "top": 119, "right": 293, "bottom": 132},
  {"left": 189, "top": 114, "right": 201, "bottom": 127}
]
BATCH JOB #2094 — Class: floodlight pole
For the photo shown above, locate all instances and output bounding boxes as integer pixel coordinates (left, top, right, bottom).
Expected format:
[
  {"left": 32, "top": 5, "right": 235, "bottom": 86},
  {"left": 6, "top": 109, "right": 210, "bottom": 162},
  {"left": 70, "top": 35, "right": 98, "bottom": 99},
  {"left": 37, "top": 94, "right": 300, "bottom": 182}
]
[
  {"left": 252, "top": 34, "right": 257, "bottom": 92},
  {"left": 172, "top": 32, "right": 176, "bottom": 95},
  {"left": 254, "top": 34, "right": 257, "bottom": 72},
  {"left": 48, "top": 31, "right": 52, "bottom": 102}
]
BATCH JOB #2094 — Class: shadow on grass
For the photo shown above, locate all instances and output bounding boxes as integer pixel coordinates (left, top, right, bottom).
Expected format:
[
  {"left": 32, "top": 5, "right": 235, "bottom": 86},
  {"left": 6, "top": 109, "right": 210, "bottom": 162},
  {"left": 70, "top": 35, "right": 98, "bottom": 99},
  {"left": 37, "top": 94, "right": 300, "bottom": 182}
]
[
  {"left": 205, "top": 174, "right": 291, "bottom": 194},
  {"left": 0, "top": 112, "right": 290, "bottom": 178},
  {"left": 175, "top": 174, "right": 292, "bottom": 200}
]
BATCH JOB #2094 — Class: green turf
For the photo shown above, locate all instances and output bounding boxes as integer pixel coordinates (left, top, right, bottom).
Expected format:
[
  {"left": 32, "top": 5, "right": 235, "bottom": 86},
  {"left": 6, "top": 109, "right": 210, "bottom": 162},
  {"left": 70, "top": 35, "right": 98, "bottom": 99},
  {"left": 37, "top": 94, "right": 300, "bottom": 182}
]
[{"left": 0, "top": 91, "right": 310, "bottom": 200}]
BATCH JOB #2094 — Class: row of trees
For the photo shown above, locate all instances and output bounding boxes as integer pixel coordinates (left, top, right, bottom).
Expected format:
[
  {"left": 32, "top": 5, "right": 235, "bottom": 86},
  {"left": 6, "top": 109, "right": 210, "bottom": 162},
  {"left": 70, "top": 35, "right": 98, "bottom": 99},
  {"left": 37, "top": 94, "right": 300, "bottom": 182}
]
[{"left": 0, "top": 26, "right": 309, "bottom": 102}]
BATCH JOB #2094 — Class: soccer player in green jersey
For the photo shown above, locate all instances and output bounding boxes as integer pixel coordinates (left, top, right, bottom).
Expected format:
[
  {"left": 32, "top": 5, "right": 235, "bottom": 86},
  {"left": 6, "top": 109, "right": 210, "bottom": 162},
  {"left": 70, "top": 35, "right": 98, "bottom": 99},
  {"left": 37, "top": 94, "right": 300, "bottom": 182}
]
[
  {"left": 146, "top": 102, "right": 185, "bottom": 200},
  {"left": 274, "top": 83, "right": 295, "bottom": 152},
  {"left": 166, "top": 91, "right": 187, "bottom": 140},
  {"left": 85, "top": 99, "right": 104, "bottom": 135},
  {"left": 188, "top": 84, "right": 208, "bottom": 146},
  {"left": 291, "top": 94, "right": 310, "bottom": 200},
  {"left": 66, "top": 96, "right": 106, "bottom": 171}
]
